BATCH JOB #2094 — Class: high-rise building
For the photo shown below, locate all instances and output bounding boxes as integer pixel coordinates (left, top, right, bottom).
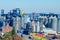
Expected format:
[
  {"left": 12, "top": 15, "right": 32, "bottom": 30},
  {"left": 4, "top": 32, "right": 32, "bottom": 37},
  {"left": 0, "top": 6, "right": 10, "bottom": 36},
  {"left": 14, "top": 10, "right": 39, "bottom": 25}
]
[
  {"left": 52, "top": 16, "right": 57, "bottom": 31},
  {"left": 0, "top": 9, "right": 6, "bottom": 32},
  {"left": 16, "top": 8, "right": 20, "bottom": 14},
  {"left": 1, "top": 9, "right": 4, "bottom": 14},
  {"left": 0, "top": 20, "right": 3, "bottom": 32},
  {"left": 31, "top": 21, "right": 35, "bottom": 32},
  {"left": 57, "top": 18, "right": 60, "bottom": 33}
]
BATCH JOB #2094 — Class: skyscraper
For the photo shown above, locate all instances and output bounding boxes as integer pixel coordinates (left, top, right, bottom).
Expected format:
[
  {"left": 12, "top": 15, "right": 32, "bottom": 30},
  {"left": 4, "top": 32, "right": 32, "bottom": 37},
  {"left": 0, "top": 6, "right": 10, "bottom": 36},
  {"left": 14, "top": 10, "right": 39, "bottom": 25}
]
[
  {"left": 1, "top": 9, "right": 4, "bottom": 14},
  {"left": 57, "top": 18, "right": 60, "bottom": 33}
]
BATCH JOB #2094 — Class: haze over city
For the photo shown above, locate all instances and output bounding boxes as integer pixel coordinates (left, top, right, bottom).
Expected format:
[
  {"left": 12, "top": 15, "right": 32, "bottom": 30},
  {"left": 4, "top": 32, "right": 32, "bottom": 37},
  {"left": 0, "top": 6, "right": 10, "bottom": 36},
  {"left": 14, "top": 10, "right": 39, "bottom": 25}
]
[{"left": 0, "top": 0, "right": 60, "bottom": 14}]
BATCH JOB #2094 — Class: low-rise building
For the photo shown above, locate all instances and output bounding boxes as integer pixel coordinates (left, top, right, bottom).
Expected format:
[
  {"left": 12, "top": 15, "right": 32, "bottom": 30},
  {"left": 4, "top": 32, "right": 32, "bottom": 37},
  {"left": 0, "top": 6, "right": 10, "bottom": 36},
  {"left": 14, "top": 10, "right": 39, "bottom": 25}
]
[{"left": 2, "top": 23, "right": 13, "bottom": 33}]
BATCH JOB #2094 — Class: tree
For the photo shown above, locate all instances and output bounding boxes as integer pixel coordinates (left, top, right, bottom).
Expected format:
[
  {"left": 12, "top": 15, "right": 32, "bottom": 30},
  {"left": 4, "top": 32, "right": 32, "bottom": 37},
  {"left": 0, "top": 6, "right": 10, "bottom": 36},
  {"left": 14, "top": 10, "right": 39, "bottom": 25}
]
[{"left": 12, "top": 27, "right": 16, "bottom": 36}]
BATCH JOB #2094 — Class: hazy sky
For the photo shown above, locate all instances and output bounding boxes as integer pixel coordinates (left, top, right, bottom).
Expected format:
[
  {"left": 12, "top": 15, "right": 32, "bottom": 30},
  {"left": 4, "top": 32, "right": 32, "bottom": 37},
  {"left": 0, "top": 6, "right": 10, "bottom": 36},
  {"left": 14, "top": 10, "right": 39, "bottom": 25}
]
[{"left": 0, "top": 0, "right": 60, "bottom": 14}]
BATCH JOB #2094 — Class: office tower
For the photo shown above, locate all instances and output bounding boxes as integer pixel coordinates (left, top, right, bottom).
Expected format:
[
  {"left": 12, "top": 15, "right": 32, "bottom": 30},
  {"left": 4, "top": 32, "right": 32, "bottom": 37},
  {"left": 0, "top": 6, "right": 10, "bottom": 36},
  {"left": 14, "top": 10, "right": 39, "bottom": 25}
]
[
  {"left": 1, "top": 9, "right": 4, "bottom": 14},
  {"left": 57, "top": 18, "right": 60, "bottom": 33},
  {"left": 16, "top": 8, "right": 20, "bottom": 14},
  {"left": 24, "top": 16, "right": 30, "bottom": 28},
  {"left": 39, "top": 16, "right": 45, "bottom": 33},
  {"left": 16, "top": 16, "right": 20, "bottom": 30},
  {"left": 13, "top": 16, "right": 18, "bottom": 33},
  {"left": 12, "top": 8, "right": 21, "bottom": 33},
  {"left": 21, "top": 15, "right": 25, "bottom": 28},
  {"left": 37, "top": 21, "right": 40, "bottom": 33},
  {"left": 48, "top": 16, "right": 53, "bottom": 28},
  {"left": 52, "top": 16, "right": 57, "bottom": 31},
  {"left": 32, "top": 13, "right": 35, "bottom": 21},
  {"left": 32, "top": 21, "right": 36, "bottom": 32},
  {"left": 48, "top": 15, "right": 57, "bottom": 33},
  {"left": 0, "top": 20, "right": 3, "bottom": 32},
  {"left": 1, "top": 9, "right": 6, "bottom": 27}
]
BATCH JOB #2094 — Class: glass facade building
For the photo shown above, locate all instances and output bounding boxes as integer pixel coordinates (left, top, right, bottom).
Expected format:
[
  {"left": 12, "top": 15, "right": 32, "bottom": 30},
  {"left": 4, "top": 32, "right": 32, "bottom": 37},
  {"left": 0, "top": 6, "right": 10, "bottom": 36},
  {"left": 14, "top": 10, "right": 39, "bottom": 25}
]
[{"left": 57, "top": 18, "right": 60, "bottom": 33}]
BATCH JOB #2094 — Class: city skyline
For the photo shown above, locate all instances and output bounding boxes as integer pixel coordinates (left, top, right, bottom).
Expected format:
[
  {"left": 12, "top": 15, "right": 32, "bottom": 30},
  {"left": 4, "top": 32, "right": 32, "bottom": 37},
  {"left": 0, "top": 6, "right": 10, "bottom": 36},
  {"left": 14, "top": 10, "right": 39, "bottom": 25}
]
[{"left": 0, "top": 0, "right": 60, "bottom": 14}]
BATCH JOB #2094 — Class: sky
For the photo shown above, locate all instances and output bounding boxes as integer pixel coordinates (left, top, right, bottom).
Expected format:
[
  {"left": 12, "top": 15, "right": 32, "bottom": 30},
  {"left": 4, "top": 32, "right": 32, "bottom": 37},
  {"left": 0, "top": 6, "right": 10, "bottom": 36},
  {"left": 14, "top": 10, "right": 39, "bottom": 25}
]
[{"left": 0, "top": 0, "right": 60, "bottom": 14}]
